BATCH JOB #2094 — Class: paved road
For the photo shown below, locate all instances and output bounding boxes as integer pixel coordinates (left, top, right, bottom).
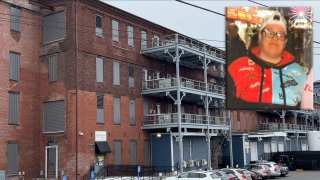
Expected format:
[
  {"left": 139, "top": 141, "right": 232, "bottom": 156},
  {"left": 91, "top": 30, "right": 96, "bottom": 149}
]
[{"left": 276, "top": 171, "right": 320, "bottom": 180}]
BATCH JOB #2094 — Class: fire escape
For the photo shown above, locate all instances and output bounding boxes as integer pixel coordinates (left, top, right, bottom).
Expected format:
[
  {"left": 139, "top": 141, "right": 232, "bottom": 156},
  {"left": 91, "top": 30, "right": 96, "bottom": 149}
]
[{"left": 140, "top": 33, "right": 230, "bottom": 171}]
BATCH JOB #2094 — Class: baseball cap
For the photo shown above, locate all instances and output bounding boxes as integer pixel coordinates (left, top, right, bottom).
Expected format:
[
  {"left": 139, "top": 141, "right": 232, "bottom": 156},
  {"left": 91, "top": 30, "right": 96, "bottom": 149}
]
[{"left": 260, "top": 11, "right": 287, "bottom": 34}]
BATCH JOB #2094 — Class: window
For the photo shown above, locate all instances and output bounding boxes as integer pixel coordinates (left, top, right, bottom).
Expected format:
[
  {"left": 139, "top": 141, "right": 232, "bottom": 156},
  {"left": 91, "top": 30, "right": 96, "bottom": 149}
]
[
  {"left": 97, "top": 95, "right": 104, "bottom": 124},
  {"left": 114, "top": 140, "right": 122, "bottom": 165},
  {"left": 128, "top": 66, "right": 134, "bottom": 88},
  {"left": 43, "top": 11, "right": 66, "bottom": 43},
  {"left": 7, "top": 143, "right": 18, "bottom": 175},
  {"left": 141, "top": 31, "right": 147, "bottom": 49},
  {"left": 96, "top": 57, "right": 103, "bottom": 83},
  {"left": 95, "top": 15, "right": 102, "bottom": 36},
  {"left": 130, "top": 140, "right": 137, "bottom": 165},
  {"left": 129, "top": 99, "right": 135, "bottom": 125},
  {"left": 10, "top": 6, "right": 20, "bottom": 32},
  {"left": 9, "top": 52, "right": 20, "bottom": 81},
  {"left": 48, "top": 55, "right": 57, "bottom": 82},
  {"left": 9, "top": 93, "right": 19, "bottom": 125},
  {"left": 43, "top": 101, "right": 65, "bottom": 133},
  {"left": 143, "top": 99, "right": 149, "bottom": 117},
  {"left": 127, "top": 25, "right": 134, "bottom": 46},
  {"left": 112, "top": 20, "right": 119, "bottom": 42},
  {"left": 113, "top": 61, "right": 120, "bottom": 85},
  {"left": 114, "top": 97, "right": 120, "bottom": 124}
]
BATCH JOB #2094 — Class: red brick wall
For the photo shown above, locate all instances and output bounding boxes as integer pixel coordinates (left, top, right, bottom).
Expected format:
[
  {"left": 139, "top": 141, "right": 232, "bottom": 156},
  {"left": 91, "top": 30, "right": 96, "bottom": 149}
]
[{"left": 0, "top": 1, "right": 41, "bottom": 179}]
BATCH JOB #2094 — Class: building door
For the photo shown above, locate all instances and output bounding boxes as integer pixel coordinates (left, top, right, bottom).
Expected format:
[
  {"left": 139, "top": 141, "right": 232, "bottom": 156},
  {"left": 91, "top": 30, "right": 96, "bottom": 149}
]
[
  {"left": 250, "top": 142, "right": 258, "bottom": 161},
  {"left": 271, "top": 141, "right": 277, "bottom": 152},
  {"left": 278, "top": 142, "right": 284, "bottom": 152},
  {"left": 45, "top": 145, "right": 58, "bottom": 179}
]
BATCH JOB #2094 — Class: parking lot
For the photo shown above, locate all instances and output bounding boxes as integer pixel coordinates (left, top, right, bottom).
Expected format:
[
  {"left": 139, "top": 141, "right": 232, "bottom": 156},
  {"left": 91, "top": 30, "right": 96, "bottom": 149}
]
[{"left": 276, "top": 171, "right": 320, "bottom": 180}]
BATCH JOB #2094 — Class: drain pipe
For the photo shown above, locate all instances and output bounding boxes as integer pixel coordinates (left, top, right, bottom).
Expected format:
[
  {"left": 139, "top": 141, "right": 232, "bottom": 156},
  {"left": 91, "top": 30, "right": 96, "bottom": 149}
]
[{"left": 75, "top": 0, "right": 79, "bottom": 179}]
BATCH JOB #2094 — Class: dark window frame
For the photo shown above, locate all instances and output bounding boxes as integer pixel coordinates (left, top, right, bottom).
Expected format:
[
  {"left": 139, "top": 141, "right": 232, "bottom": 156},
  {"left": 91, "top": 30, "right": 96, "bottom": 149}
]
[{"left": 95, "top": 14, "right": 103, "bottom": 37}]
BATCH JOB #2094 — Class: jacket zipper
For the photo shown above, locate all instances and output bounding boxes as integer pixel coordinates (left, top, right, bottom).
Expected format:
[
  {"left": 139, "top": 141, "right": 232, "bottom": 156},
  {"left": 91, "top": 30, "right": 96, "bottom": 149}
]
[
  {"left": 259, "top": 68, "right": 265, "bottom": 103},
  {"left": 279, "top": 69, "right": 286, "bottom": 106}
]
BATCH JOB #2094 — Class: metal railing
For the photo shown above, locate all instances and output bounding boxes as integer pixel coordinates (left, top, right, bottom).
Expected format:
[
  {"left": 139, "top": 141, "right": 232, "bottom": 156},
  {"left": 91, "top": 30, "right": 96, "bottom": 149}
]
[
  {"left": 143, "top": 113, "right": 229, "bottom": 126},
  {"left": 83, "top": 165, "right": 174, "bottom": 180},
  {"left": 142, "top": 77, "right": 225, "bottom": 95},
  {"left": 149, "top": 34, "right": 226, "bottom": 59},
  {"left": 259, "top": 123, "right": 314, "bottom": 132}
]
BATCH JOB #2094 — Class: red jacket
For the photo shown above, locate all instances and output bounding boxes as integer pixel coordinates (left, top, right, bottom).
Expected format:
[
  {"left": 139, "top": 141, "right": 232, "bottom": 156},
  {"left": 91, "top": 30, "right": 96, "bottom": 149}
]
[{"left": 228, "top": 47, "right": 307, "bottom": 108}]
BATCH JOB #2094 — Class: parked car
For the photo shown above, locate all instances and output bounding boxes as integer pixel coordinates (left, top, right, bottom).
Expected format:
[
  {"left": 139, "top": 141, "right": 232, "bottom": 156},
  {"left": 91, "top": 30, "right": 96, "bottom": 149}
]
[
  {"left": 256, "top": 162, "right": 281, "bottom": 177},
  {"left": 164, "top": 171, "right": 222, "bottom": 180},
  {"left": 247, "top": 170, "right": 262, "bottom": 180},
  {"left": 221, "top": 168, "right": 252, "bottom": 180},
  {"left": 276, "top": 162, "right": 289, "bottom": 177},
  {"left": 207, "top": 170, "right": 240, "bottom": 180},
  {"left": 243, "top": 164, "right": 271, "bottom": 179}
]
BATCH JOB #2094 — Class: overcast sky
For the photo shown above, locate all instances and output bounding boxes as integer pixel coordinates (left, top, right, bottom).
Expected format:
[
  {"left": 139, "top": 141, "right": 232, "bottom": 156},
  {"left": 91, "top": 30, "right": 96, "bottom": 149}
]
[{"left": 101, "top": 0, "right": 320, "bottom": 81}]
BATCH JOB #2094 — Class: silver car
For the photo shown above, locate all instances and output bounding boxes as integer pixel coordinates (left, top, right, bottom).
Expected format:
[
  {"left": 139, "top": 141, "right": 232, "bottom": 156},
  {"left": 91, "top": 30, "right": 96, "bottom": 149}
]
[
  {"left": 164, "top": 170, "right": 222, "bottom": 180},
  {"left": 257, "top": 162, "right": 281, "bottom": 177}
]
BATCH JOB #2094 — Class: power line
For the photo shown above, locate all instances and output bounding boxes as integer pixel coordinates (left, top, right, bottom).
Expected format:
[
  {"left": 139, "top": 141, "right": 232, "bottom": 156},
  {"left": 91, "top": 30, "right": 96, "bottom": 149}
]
[
  {"left": 247, "top": 0, "right": 268, "bottom": 7},
  {"left": 175, "top": 0, "right": 225, "bottom": 16}
]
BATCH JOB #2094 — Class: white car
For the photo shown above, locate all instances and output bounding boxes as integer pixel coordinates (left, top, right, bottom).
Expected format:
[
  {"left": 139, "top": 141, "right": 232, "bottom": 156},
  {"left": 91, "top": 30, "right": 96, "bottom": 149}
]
[
  {"left": 257, "top": 162, "right": 281, "bottom": 177},
  {"left": 221, "top": 168, "right": 252, "bottom": 180},
  {"left": 164, "top": 171, "right": 222, "bottom": 180}
]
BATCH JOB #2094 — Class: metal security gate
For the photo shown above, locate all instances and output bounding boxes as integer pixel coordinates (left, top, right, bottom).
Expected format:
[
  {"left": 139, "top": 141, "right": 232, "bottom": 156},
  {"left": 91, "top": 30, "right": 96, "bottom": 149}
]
[{"left": 45, "top": 145, "right": 58, "bottom": 179}]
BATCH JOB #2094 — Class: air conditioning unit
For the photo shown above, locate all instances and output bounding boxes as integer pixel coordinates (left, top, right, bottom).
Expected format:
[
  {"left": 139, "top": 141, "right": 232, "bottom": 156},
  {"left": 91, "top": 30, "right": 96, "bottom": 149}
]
[
  {"left": 196, "top": 160, "right": 201, "bottom": 167},
  {"left": 164, "top": 114, "right": 171, "bottom": 123},
  {"left": 188, "top": 160, "right": 194, "bottom": 167},
  {"left": 183, "top": 161, "right": 187, "bottom": 168},
  {"left": 159, "top": 78, "right": 171, "bottom": 88},
  {"left": 149, "top": 109, "right": 155, "bottom": 114},
  {"left": 201, "top": 159, "right": 207, "bottom": 166}
]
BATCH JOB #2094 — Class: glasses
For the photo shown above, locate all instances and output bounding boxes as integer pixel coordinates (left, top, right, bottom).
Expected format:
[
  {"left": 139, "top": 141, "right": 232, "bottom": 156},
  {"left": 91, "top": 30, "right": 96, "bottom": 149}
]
[{"left": 262, "top": 29, "right": 287, "bottom": 41}]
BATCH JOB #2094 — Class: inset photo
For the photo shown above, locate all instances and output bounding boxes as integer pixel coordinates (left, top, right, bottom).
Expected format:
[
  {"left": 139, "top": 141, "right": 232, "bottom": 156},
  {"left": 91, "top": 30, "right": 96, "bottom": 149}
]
[{"left": 226, "top": 7, "right": 313, "bottom": 110}]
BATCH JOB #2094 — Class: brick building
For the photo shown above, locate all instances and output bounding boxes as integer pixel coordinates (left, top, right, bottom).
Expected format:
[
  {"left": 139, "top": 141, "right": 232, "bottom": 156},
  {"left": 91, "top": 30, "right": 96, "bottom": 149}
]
[
  {"left": 0, "top": 0, "right": 229, "bottom": 179},
  {"left": 1, "top": 0, "right": 318, "bottom": 179}
]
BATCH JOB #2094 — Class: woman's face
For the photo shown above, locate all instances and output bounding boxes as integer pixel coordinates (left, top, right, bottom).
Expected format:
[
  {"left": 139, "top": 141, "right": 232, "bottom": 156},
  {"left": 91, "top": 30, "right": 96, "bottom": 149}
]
[{"left": 259, "top": 24, "right": 287, "bottom": 61}]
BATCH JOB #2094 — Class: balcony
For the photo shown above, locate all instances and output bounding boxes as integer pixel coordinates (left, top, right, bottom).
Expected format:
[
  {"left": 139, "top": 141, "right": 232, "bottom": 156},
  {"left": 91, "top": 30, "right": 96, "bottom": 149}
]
[
  {"left": 142, "top": 77, "right": 225, "bottom": 100},
  {"left": 259, "top": 123, "right": 314, "bottom": 133},
  {"left": 142, "top": 113, "right": 230, "bottom": 130},
  {"left": 141, "top": 34, "right": 225, "bottom": 70}
]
